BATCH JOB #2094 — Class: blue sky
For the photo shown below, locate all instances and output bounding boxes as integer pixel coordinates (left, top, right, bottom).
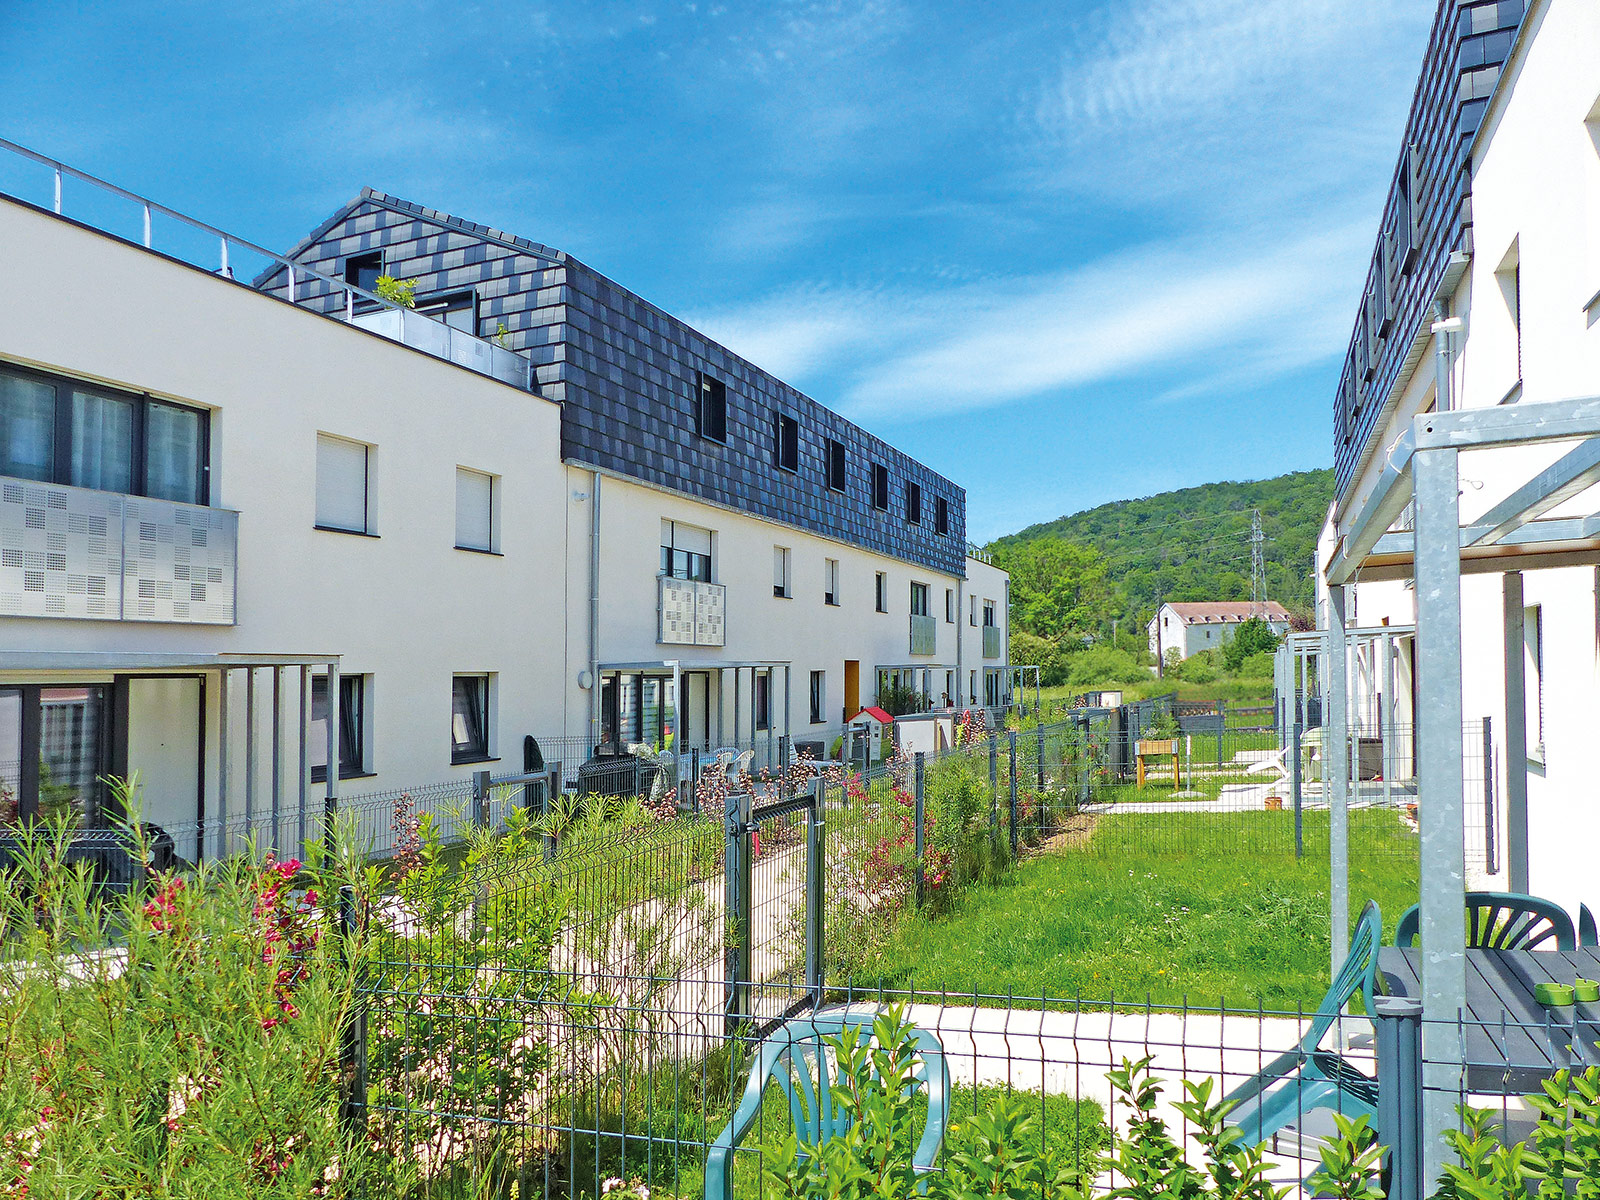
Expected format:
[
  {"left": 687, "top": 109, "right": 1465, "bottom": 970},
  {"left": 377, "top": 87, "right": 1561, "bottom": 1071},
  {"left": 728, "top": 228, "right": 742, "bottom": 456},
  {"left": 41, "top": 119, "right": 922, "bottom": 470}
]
[{"left": 0, "top": 1, "right": 1433, "bottom": 541}]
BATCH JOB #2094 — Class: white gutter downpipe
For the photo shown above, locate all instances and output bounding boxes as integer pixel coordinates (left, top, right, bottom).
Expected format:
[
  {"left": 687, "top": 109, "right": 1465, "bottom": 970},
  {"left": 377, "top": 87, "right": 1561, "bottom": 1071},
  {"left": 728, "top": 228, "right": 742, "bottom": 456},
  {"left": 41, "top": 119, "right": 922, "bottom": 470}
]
[
  {"left": 1431, "top": 304, "right": 1462, "bottom": 412},
  {"left": 589, "top": 470, "right": 602, "bottom": 748}
]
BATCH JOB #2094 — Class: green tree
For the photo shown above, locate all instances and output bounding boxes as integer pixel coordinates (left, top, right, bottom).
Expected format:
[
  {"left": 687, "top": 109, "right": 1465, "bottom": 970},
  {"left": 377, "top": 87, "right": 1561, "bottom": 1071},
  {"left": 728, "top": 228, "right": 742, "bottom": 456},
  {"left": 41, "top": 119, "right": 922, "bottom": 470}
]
[
  {"left": 1222, "top": 617, "right": 1283, "bottom": 673},
  {"left": 991, "top": 539, "right": 1114, "bottom": 642}
]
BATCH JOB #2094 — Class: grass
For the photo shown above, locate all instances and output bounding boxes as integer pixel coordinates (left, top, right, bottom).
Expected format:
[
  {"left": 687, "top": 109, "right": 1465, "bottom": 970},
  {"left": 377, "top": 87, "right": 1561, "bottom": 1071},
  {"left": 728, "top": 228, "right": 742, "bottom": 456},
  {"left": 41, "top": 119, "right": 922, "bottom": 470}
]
[{"left": 844, "top": 810, "right": 1419, "bottom": 1011}]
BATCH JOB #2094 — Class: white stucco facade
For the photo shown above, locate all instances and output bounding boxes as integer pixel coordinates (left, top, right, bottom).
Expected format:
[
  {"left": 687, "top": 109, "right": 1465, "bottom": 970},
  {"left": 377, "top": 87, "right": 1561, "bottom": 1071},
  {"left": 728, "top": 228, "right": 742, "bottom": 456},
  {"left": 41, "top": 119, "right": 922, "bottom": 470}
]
[
  {"left": 0, "top": 188, "right": 1010, "bottom": 855},
  {"left": 1323, "top": 0, "right": 1600, "bottom": 911}
]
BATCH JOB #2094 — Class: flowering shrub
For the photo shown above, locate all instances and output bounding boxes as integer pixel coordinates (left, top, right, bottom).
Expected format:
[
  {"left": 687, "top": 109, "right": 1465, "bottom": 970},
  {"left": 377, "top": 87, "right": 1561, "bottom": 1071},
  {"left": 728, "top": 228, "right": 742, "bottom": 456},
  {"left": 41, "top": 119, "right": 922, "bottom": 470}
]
[{"left": 0, "top": 796, "right": 375, "bottom": 1198}]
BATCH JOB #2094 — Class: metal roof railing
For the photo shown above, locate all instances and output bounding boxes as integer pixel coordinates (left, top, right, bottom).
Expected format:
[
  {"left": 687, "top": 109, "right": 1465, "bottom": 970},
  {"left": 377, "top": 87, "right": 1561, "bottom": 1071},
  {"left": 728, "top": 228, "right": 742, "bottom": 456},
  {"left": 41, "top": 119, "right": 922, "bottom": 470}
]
[{"left": 0, "top": 137, "right": 533, "bottom": 391}]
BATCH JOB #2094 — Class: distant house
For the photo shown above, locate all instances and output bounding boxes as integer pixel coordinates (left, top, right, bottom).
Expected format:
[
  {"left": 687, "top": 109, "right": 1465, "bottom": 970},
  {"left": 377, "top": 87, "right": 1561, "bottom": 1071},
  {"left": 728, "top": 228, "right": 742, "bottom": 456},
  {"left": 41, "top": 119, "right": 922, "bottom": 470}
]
[{"left": 1147, "top": 602, "right": 1290, "bottom": 662}]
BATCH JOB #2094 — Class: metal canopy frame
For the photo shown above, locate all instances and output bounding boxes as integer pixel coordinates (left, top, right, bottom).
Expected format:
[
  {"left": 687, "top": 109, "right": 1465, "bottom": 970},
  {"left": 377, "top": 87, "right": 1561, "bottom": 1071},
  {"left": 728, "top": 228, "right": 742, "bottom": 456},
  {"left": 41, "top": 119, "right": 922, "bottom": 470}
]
[
  {"left": 0, "top": 650, "right": 343, "bottom": 867},
  {"left": 1323, "top": 395, "right": 1600, "bottom": 1170},
  {"left": 598, "top": 658, "right": 793, "bottom": 760}
]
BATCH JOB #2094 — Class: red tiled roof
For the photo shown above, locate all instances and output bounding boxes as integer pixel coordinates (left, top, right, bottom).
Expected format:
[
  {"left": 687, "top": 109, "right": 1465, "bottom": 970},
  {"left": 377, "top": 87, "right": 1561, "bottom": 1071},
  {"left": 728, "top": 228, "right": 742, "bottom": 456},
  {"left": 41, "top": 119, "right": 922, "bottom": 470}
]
[
  {"left": 856, "top": 706, "right": 894, "bottom": 724},
  {"left": 1163, "top": 601, "right": 1290, "bottom": 625}
]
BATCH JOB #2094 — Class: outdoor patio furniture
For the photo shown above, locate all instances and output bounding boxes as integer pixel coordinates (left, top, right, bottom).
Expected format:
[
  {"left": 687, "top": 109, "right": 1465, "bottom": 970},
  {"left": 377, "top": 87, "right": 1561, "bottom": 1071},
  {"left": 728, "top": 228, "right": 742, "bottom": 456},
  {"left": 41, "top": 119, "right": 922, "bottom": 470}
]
[
  {"left": 703, "top": 1013, "right": 949, "bottom": 1200},
  {"left": 1393, "top": 892, "right": 1576, "bottom": 951},
  {"left": 1222, "top": 900, "right": 1383, "bottom": 1143},
  {"left": 1379, "top": 943, "right": 1600, "bottom": 1093}
]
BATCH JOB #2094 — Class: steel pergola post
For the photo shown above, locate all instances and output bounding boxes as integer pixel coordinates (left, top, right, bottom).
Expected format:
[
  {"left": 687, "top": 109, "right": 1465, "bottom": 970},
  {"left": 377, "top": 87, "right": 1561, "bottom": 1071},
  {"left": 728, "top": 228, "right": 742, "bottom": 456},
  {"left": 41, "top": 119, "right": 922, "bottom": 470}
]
[{"left": 1327, "top": 585, "right": 1350, "bottom": 971}]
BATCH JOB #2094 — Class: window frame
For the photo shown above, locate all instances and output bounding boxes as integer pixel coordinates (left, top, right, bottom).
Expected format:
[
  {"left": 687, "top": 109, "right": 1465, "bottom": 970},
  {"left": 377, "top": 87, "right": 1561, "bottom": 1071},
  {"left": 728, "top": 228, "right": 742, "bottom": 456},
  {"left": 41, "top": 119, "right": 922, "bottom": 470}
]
[
  {"left": 773, "top": 413, "right": 799, "bottom": 473},
  {"left": 824, "top": 558, "right": 840, "bottom": 607},
  {"left": 945, "top": 588, "right": 954, "bottom": 623},
  {"left": 661, "top": 520, "right": 714, "bottom": 582},
  {"left": 754, "top": 671, "right": 771, "bottom": 732},
  {"left": 934, "top": 496, "right": 949, "bottom": 536},
  {"left": 826, "top": 439, "right": 847, "bottom": 493},
  {"left": 0, "top": 362, "right": 211, "bottom": 505},
  {"left": 417, "top": 288, "right": 479, "bottom": 333},
  {"left": 871, "top": 463, "right": 889, "bottom": 511},
  {"left": 451, "top": 674, "right": 493, "bottom": 764},
  {"left": 910, "top": 581, "right": 929, "bottom": 617},
  {"left": 696, "top": 372, "right": 728, "bottom": 444},
  {"left": 983, "top": 600, "right": 997, "bottom": 629},
  {"left": 0, "top": 682, "right": 113, "bottom": 829},
  {"left": 875, "top": 572, "right": 887, "bottom": 614},
  {"left": 454, "top": 465, "right": 498, "bottom": 554},
  {"left": 773, "top": 545, "right": 792, "bottom": 598},
  {"left": 809, "top": 670, "right": 825, "bottom": 726},
  {"left": 905, "top": 480, "right": 922, "bottom": 525},
  {"left": 311, "top": 673, "right": 368, "bottom": 782},
  {"left": 315, "top": 432, "right": 375, "bottom": 536},
  {"left": 343, "top": 251, "right": 384, "bottom": 293}
]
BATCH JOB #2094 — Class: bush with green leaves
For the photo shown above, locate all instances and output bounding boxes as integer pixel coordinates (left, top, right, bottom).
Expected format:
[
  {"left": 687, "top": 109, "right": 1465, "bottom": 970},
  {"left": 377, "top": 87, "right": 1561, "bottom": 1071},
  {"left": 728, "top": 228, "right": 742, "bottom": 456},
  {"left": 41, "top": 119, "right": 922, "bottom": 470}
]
[{"left": 0, "top": 802, "right": 378, "bottom": 1198}]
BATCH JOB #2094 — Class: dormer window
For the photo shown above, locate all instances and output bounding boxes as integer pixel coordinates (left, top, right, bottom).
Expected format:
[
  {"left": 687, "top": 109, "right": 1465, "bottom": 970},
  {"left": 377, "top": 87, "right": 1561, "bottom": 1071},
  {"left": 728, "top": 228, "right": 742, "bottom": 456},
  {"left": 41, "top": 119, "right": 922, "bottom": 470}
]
[{"left": 344, "top": 251, "right": 383, "bottom": 292}]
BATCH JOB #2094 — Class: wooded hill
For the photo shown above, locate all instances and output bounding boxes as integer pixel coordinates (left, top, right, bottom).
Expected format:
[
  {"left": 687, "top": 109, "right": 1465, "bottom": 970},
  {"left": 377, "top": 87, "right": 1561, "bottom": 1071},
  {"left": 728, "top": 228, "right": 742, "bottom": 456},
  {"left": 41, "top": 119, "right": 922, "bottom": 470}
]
[{"left": 987, "top": 469, "right": 1332, "bottom": 640}]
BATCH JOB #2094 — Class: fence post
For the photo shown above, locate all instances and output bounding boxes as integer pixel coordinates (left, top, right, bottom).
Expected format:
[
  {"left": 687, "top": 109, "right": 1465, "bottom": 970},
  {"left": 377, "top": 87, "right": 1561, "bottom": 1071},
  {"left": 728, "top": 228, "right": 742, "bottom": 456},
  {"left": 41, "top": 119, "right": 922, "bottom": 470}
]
[
  {"left": 1008, "top": 732, "right": 1019, "bottom": 854},
  {"left": 472, "top": 769, "right": 491, "bottom": 830},
  {"left": 542, "top": 765, "right": 559, "bottom": 861},
  {"left": 1216, "top": 700, "right": 1226, "bottom": 767},
  {"left": 1077, "top": 715, "right": 1092, "bottom": 807},
  {"left": 805, "top": 779, "right": 825, "bottom": 1001},
  {"left": 913, "top": 752, "right": 926, "bottom": 909},
  {"left": 1292, "top": 723, "right": 1304, "bottom": 860},
  {"left": 724, "top": 784, "right": 752, "bottom": 1033},
  {"left": 1374, "top": 996, "right": 1424, "bottom": 1200},
  {"left": 337, "top": 885, "right": 367, "bottom": 1138},
  {"left": 1482, "top": 716, "right": 1496, "bottom": 875},
  {"left": 780, "top": 734, "right": 792, "bottom": 797},
  {"left": 1036, "top": 724, "right": 1046, "bottom": 791},
  {"left": 988, "top": 734, "right": 998, "bottom": 790}
]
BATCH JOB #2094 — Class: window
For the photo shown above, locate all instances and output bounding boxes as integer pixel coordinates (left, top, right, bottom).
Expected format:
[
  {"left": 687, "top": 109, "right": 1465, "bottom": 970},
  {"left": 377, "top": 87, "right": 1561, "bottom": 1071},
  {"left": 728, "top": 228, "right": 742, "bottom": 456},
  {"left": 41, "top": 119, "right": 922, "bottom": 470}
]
[
  {"left": 0, "top": 365, "right": 209, "bottom": 504},
  {"left": 945, "top": 588, "right": 955, "bottom": 623},
  {"left": 316, "top": 434, "right": 373, "bottom": 534},
  {"left": 773, "top": 413, "right": 798, "bottom": 472},
  {"left": 983, "top": 600, "right": 997, "bottom": 628},
  {"left": 418, "top": 290, "right": 478, "bottom": 333},
  {"left": 825, "top": 558, "right": 840, "bottom": 606},
  {"left": 970, "top": 596, "right": 978, "bottom": 626},
  {"left": 0, "top": 684, "right": 110, "bottom": 830},
  {"left": 871, "top": 463, "right": 889, "bottom": 511},
  {"left": 455, "top": 466, "right": 496, "bottom": 552},
  {"left": 809, "top": 671, "right": 825, "bottom": 725},
  {"left": 696, "top": 373, "right": 727, "bottom": 443},
  {"left": 451, "top": 675, "right": 491, "bottom": 763},
  {"left": 754, "top": 672, "right": 771, "bottom": 731},
  {"left": 826, "top": 439, "right": 846, "bottom": 492},
  {"left": 875, "top": 572, "right": 887, "bottom": 613},
  {"left": 773, "top": 545, "right": 791, "bottom": 598},
  {"left": 1496, "top": 241, "right": 1521, "bottom": 386},
  {"left": 1524, "top": 605, "right": 1544, "bottom": 761},
  {"left": 660, "top": 520, "right": 713, "bottom": 581},
  {"left": 935, "top": 496, "right": 949, "bottom": 536},
  {"left": 910, "top": 581, "right": 929, "bottom": 617},
  {"left": 969, "top": 670, "right": 978, "bottom": 705},
  {"left": 311, "top": 674, "right": 366, "bottom": 782},
  {"left": 905, "top": 481, "right": 921, "bottom": 525},
  {"left": 344, "top": 251, "right": 383, "bottom": 292}
]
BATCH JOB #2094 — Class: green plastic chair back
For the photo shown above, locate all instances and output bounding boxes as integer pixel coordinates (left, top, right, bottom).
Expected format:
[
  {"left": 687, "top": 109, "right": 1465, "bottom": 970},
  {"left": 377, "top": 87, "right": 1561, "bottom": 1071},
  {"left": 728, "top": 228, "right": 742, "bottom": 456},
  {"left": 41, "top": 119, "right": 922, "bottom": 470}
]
[
  {"left": 1394, "top": 892, "right": 1575, "bottom": 951},
  {"left": 703, "top": 1013, "right": 949, "bottom": 1199}
]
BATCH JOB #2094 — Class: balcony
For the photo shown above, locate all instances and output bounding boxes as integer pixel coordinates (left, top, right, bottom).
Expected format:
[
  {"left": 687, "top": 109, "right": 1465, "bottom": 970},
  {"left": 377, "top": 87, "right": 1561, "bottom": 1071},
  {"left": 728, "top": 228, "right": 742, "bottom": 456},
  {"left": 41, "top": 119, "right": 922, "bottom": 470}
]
[
  {"left": 350, "top": 308, "right": 531, "bottom": 391},
  {"left": 658, "top": 575, "right": 725, "bottom": 647},
  {"left": 909, "top": 614, "right": 937, "bottom": 656},
  {"left": 0, "top": 478, "right": 237, "bottom": 624},
  {"left": 983, "top": 625, "right": 1002, "bottom": 659}
]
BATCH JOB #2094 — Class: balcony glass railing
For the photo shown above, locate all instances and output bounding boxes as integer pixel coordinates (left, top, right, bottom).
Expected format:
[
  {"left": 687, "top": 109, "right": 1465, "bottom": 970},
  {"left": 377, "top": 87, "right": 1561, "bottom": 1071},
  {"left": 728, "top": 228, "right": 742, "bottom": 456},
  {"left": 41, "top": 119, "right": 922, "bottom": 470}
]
[
  {"left": 658, "top": 575, "right": 726, "bottom": 647},
  {"left": 0, "top": 477, "right": 237, "bottom": 624},
  {"left": 983, "top": 624, "right": 1002, "bottom": 658},
  {"left": 909, "top": 613, "right": 937, "bottom": 655}
]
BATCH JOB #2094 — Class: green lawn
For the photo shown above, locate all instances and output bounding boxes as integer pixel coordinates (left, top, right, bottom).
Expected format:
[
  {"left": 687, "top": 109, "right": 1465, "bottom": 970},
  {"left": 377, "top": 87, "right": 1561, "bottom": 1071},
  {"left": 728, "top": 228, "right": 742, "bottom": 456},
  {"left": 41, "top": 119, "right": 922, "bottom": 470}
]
[{"left": 844, "top": 810, "right": 1418, "bottom": 1011}]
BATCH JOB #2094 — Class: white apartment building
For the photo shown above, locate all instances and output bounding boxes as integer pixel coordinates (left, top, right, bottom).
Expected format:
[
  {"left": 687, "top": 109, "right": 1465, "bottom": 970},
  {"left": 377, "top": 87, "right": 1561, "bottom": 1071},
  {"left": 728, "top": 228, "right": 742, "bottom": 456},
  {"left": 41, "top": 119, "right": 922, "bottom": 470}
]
[
  {"left": 1146, "top": 601, "right": 1290, "bottom": 662},
  {"left": 0, "top": 147, "right": 1011, "bottom": 861},
  {"left": 1321, "top": 0, "right": 1599, "bottom": 915}
]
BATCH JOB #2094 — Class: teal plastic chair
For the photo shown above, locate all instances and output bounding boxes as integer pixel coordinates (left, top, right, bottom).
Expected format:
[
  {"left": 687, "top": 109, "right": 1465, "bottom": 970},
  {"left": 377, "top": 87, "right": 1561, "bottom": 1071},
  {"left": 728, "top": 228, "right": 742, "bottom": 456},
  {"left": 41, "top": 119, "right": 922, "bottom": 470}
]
[
  {"left": 1580, "top": 905, "right": 1597, "bottom": 948},
  {"left": 703, "top": 1014, "right": 950, "bottom": 1199},
  {"left": 1223, "top": 901, "right": 1384, "bottom": 1143},
  {"left": 1394, "top": 892, "right": 1575, "bottom": 951}
]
